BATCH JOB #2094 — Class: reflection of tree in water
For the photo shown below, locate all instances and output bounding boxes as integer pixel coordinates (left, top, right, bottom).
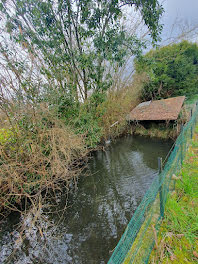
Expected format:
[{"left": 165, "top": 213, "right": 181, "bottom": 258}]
[
  {"left": 60, "top": 147, "right": 139, "bottom": 262},
  {"left": 129, "top": 136, "right": 173, "bottom": 170}
]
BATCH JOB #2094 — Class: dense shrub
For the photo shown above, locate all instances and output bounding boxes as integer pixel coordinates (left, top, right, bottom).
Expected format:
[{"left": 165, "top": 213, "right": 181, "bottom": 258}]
[
  {"left": 54, "top": 92, "right": 104, "bottom": 148},
  {"left": 0, "top": 106, "right": 87, "bottom": 212},
  {"left": 135, "top": 41, "right": 198, "bottom": 100},
  {"left": 70, "top": 104, "right": 103, "bottom": 148}
]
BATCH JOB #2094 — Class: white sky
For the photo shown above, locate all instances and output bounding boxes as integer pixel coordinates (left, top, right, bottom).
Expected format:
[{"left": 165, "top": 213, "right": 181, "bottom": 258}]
[
  {"left": 160, "top": 0, "right": 198, "bottom": 42},
  {"left": 162, "top": 0, "right": 198, "bottom": 24}
]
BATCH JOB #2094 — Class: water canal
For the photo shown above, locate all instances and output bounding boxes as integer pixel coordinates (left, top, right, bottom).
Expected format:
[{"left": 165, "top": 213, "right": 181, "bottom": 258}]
[{"left": 0, "top": 135, "right": 173, "bottom": 264}]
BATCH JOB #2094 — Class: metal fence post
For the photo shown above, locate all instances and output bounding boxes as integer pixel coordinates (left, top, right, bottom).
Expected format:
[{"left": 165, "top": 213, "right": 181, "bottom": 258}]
[{"left": 158, "top": 157, "right": 164, "bottom": 218}]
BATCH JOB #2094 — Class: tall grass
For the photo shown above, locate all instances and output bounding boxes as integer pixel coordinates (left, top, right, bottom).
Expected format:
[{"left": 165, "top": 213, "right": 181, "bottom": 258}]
[
  {"left": 149, "top": 126, "right": 198, "bottom": 263},
  {"left": 97, "top": 73, "right": 147, "bottom": 139}
]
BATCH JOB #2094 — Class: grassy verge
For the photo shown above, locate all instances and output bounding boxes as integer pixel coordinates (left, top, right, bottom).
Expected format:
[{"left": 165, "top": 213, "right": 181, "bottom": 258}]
[{"left": 149, "top": 126, "right": 198, "bottom": 263}]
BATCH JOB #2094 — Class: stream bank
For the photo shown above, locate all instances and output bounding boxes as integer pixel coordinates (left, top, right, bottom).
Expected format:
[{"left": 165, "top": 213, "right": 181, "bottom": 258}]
[{"left": 0, "top": 135, "right": 173, "bottom": 264}]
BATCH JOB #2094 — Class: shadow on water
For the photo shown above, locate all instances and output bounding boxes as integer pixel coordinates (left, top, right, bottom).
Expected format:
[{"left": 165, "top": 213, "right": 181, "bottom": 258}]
[{"left": 0, "top": 135, "right": 173, "bottom": 264}]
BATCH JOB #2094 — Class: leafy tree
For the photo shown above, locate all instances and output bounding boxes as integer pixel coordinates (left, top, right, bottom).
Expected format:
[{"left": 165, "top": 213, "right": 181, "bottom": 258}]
[
  {"left": 135, "top": 41, "right": 198, "bottom": 100},
  {"left": 0, "top": 0, "right": 163, "bottom": 103}
]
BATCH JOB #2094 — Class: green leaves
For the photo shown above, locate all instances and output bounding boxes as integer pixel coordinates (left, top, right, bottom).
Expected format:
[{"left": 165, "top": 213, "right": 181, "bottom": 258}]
[
  {"left": 1, "top": 0, "right": 163, "bottom": 103},
  {"left": 135, "top": 41, "right": 198, "bottom": 100}
]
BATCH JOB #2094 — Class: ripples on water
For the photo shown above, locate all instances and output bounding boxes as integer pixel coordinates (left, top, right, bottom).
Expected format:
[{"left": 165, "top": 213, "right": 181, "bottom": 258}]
[{"left": 0, "top": 135, "right": 173, "bottom": 264}]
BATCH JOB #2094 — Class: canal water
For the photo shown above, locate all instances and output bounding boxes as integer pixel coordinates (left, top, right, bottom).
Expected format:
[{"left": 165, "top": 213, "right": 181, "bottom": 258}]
[{"left": 0, "top": 135, "right": 173, "bottom": 264}]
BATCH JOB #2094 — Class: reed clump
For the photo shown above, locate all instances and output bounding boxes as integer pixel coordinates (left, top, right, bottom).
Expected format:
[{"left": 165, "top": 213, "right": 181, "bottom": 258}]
[
  {"left": 97, "top": 73, "right": 148, "bottom": 139},
  {"left": 132, "top": 123, "right": 179, "bottom": 140}
]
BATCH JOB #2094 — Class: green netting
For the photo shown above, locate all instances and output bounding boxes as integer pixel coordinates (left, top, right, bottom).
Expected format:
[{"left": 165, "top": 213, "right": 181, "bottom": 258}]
[{"left": 108, "top": 102, "right": 198, "bottom": 264}]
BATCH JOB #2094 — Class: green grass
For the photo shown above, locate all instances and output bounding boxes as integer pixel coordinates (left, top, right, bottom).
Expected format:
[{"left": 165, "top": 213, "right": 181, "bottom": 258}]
[
  {"left": 149, "top": 126, "right": 198, "bottom": 263},
  {"left": 185, "top": 94, "right": 198, "bottom": 105}
]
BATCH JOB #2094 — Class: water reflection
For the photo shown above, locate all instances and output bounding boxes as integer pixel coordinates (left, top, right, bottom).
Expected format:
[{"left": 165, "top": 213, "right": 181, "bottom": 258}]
[{"left": 0, "top": 135, "right": 172, "bottom": 264}]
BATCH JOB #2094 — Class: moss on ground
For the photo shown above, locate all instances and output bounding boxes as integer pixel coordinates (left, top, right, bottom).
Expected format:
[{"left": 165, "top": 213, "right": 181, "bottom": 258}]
[{"left": 149, "top": 126, "right": 198, "bottom": 263}]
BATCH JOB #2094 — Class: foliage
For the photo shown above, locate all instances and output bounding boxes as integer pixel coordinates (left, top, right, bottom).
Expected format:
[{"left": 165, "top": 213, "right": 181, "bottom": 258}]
[
  {"left": 135, "top": 41, "right": 198, "bottom": 101},
  {"left": 70, "top": 100, "right": 103, "bottom": 148},
  {"left": 96, "top": 72, "right": 146, "bottom": 139},
  {"left": 0, "top": 0, "right": 163, "bottom": 102},
  {"left": 185, "top": 94, "right": 198, "bottom": 105},
  {"left": 63, "top": 72, "right": 146, "bottom": 147}
]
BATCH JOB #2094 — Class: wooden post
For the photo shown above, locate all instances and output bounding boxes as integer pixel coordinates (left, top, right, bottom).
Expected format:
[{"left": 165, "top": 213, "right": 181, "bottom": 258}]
[
  {"left": 191, "top": 108, "right": 193, "bottom": 139},
  {"left": 196, "top": 101, "right": 198, "bottom": 123},
  {"left": 181, "top": 124, "right": 184, "bottom": 166},
  {"left": 158, "top": 157, "right": 164, "bottom": 218}
]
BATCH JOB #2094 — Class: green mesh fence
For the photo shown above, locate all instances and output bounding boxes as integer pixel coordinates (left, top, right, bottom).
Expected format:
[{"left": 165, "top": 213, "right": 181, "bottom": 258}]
[{"left": 108, "top": 102, "right": 198, "bottom": 264}]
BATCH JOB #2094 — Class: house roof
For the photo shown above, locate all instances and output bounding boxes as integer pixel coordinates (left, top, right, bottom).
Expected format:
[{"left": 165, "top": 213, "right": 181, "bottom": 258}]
[{"left": 128, "top": 96, "right": 185, "bottom": 121}]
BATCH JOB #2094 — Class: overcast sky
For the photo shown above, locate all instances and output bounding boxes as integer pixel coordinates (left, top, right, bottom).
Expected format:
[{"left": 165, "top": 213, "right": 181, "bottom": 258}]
[{"left": 160, "top": 0, "right": 198, "bottom": 42}]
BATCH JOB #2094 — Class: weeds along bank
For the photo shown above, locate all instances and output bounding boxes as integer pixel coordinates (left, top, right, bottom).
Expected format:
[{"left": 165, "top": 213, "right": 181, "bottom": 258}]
[
  {"left": 96, "top": 73, "right": 145, "bottom": 140},
  {"left": 0, "top": 105, "right": 88, "bottom": 215},
  {"left": 149, "top": 125, "right": 198, "bottom": 263},
  {"left": 130, "top": 122, "right": 180, "bottom": 140},
  {"left": 0, "top": 72, "right": 145, "bottom": 218}
]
